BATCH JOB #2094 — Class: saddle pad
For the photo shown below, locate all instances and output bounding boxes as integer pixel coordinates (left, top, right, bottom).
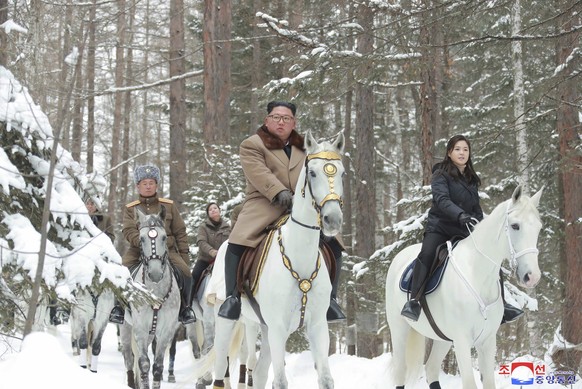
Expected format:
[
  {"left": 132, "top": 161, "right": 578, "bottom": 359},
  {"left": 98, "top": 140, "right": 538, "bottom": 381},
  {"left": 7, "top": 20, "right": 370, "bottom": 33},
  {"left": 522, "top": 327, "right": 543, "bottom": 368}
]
[{"left": 399, "top": 256, "right": 449, "bottom": 295}]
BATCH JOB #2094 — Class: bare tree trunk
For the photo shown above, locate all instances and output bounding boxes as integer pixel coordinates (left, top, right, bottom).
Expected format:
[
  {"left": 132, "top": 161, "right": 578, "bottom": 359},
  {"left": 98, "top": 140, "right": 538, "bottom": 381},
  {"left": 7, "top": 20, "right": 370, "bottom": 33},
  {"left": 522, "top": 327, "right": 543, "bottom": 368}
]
[
  {"left": 0, "top": 0, "right": 8, "bottom": 66},
  {"left": 169, "top": 0, "right": 187, "bottom": 207},
  {"left": 552, "top": 0, "right": 582, "bottom": 371},
  {"left": 203, "top": 0, "right": 232, "bottom": 147},
  {"left": 419, "top": 0, "right": 443, "bottom": 184},
  {"left": 354, "top": 1, "right": 378, "bottom": 359},
  {"left": 58, "top": 0, "right": 73, "bottom": 150},
  {"left": 512, "top": 0, "right": 529, "bottom": 191},
  {"left": 86, "top": 0, "right": 97, "bottom": 173},
  {"left": 71, "top": 16, "right": 88, "bottom": 162},
  {"left": 249, "top": 0, "right": 262, "bottom": 135},
  {"left": 107, "top": 0, "right": 127, "bottom": 228},
  {"left": 120, "top": 1, "right": 135, "bottom": 210}
]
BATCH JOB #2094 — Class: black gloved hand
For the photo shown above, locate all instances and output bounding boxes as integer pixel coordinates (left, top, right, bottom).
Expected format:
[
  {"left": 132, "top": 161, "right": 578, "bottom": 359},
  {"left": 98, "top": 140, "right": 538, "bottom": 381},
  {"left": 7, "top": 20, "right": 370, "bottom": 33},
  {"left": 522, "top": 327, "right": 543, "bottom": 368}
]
[
  {"left": 458, "top": 212, "right": 478, "bottom": 230},
  {"left": 272, "top": 189, "right": 293, "bottom": 209}
]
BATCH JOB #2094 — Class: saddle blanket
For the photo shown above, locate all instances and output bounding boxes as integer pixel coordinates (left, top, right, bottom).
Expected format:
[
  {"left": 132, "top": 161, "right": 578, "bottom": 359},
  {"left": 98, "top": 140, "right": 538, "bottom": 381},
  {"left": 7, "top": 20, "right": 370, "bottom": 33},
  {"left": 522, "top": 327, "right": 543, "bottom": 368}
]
[{"left": 399, "top": 256, "right": 449, "bottom": 295}]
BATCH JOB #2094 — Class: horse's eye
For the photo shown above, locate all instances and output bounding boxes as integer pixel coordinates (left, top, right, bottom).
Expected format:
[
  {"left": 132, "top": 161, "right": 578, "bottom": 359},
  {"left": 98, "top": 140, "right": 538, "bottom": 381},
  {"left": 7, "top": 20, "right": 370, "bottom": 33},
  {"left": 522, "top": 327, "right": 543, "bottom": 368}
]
[
  {"left": 511, "top": 223, "right": 520, "bottom": 231},
  {"left": 309, "top": 170, "right": 316, "bottom": 177}
]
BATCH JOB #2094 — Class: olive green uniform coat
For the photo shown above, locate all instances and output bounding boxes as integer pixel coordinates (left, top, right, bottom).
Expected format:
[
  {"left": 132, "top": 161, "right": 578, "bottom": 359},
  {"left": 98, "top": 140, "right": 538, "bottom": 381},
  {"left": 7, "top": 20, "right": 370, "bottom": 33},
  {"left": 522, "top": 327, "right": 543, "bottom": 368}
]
[{"left": 122, "top": 195, "right": 192, "bottom": 278}]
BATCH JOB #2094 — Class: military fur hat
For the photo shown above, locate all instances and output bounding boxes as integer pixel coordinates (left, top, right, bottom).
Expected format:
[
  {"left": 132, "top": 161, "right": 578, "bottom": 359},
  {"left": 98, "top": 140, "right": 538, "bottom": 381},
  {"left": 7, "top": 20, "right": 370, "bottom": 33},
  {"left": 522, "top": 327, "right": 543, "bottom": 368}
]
[{"left": 134, "top": 165, "right": 160, "bottom": 185}]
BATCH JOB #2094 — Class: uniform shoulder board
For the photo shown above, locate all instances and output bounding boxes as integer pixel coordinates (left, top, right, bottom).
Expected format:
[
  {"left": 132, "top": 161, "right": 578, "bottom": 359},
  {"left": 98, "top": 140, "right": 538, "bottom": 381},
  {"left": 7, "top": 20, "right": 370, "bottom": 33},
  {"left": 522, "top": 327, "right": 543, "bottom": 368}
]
[
  {"left": 158, "top": 198, "right": 174, "bottom": 204},
  {"left": 126, "top": 200, "right": 141, "bottom": 208}
]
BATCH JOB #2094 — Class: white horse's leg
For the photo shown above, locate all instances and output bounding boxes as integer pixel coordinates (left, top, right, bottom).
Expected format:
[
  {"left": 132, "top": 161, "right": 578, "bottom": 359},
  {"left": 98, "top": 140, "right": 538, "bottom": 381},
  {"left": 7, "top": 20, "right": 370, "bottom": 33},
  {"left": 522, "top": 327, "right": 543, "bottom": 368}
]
[
  {"left": 135, "top": 333, "right": 152, "bottom": 389},
  {"left": 476, "top": 336, "right": 497, "bottom": 389},
  {"left": 152, "top": 334, "right": 173, "bottom": 389},
  {"left": 425, "top": 340, "right": 451, "bottom": 387},
  {"left": 213, "top": 317, "right": 237, "bottom": 387},
  {"left": 453, "top": 341, "right": 479, "bottom": 389},
  {"left": 387, "top": 317, "right": 410, "bottom": 388},
  {"left": 266, "top": 324, "right": 288, "bottom": 389},
  {"left": 305, "top": 321, "right": 333, "bottom": 389},
  {"left": 120, "top": 324, "right": 136, "bottom": 388},
  {"left": 253, "top": 324, "right": 271, "bottom": 389},
  {"left": 243, "top": 322, "right": 259, "bottom": 388}
]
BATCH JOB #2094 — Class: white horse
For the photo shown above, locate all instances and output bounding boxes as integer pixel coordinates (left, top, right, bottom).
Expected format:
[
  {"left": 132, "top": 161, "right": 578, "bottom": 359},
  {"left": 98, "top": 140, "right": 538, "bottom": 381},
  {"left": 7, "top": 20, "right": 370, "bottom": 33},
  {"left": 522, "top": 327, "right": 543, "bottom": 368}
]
[
  {"left": 385, "top": 185, "right": 543, "bottom": 389},
  {"left": 69, "top": 287, "right": 114, "bottom": 372},
  {"left": 211, "top": 131, "right": 345, "bottom": 389},
  {"left": 120, "top": 207, "right": 181, "bottom": 389}
]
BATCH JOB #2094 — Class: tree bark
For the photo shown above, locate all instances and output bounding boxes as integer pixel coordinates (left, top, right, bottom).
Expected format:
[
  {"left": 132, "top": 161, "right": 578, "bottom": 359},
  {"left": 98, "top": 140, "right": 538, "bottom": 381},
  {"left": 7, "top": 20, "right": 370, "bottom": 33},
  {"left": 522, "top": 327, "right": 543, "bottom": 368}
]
[
  {"left": 354, "top": 1, "right": 379, "bottom": 359},
  {"left": 107, "top": 0, "right": 127, "bottom": 227},
  {"left": 203, "top": 0, "right": 232, "bottom": 148},
  {"left": 85, "top": 0, "right": 97, "bottom": 173},
  {"left": 553, "top": 0, "right": 582, "bottom": 371}
]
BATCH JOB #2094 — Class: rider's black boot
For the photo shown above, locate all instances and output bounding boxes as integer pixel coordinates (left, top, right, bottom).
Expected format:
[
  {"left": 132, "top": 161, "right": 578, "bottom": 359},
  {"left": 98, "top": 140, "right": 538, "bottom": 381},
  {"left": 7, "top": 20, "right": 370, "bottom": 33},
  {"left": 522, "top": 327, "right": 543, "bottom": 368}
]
[
  {"left": 179, "top": 276, "right": 196, "bottom": 324},
  {"left": 218, "top": 245, "right": 243, "bottom": 320},
  {"left": 401, "top": 260, "right": 429, "bottom": 322},
  {"left": 499, "top": 270, "right": 524, "bottom": 324},
  {"left": 109, "top": 301, "right": 125, "bottom": 324},
  {"left": 327, "top": 248, "right": 346, "bottom": 323}
]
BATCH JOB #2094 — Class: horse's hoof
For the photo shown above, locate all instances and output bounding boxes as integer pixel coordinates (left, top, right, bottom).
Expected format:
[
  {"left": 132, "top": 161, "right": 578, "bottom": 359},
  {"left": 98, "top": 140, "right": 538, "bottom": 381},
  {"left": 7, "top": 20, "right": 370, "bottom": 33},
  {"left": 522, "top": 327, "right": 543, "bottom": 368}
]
[
  {"left": 168, "top": 373, "right": 176, "bottom": 383},
  {"left": 195, "top": 383, "right": 206, "bottom": 389},
  {"left": 153, "top": 381, "right": 161, "bottom": 389}
]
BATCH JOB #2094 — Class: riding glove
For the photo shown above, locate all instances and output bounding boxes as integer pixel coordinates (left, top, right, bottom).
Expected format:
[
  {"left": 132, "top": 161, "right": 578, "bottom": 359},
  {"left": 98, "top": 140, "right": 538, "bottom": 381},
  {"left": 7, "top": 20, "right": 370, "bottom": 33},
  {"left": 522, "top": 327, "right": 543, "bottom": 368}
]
[
  {"left": 458, "top": 212, "right": 478, "bottom": 230},
  {"left": 273, "top": 189, "right": 293, "bottom": 209}
]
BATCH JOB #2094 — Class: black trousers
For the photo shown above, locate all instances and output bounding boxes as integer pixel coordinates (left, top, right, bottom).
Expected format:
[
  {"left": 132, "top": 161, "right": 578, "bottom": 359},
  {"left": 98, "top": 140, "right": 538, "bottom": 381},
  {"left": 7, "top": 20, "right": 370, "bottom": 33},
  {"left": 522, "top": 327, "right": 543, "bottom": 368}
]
[{"left": 417, "top": 232, "right": 449, "bottom": 269}]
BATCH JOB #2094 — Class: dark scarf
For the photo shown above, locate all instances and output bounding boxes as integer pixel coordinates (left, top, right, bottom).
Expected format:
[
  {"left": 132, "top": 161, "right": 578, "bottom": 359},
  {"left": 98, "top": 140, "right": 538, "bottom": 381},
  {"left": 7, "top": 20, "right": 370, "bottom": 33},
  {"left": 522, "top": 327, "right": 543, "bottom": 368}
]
[{"left": 256, "top": 125, "right": 305, "bottom": 151}]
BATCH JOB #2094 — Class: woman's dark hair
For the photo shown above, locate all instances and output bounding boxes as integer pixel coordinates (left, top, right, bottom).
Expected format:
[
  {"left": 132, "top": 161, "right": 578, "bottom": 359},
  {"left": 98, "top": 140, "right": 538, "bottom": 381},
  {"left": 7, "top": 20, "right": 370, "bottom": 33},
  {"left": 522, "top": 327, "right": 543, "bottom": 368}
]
[
  {"left": 266, "top": 101, "right": 296, "bottom": 116},
  {"left": 206, "top": 202, "right": 218, "bottom": 216},
  {"left": 438, "top": 134, "right": 481, "bottom": 186}
]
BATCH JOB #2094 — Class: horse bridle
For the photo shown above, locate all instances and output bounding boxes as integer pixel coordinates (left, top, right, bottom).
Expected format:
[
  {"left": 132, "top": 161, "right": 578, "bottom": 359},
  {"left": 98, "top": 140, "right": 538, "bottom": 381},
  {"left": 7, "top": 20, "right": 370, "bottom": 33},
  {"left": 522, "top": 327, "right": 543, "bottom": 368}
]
[
  {"left": 292, "top": 150, "right": 343, "bottom": 230},
  {"left": 498, "top": 201, "right": 539, "bottom": 271},
  {"left": 139, "top": 223, "right": 174, "bottom": 334},
  {"left": 139, "top": 224, "right": 170, "bottom": 270}
]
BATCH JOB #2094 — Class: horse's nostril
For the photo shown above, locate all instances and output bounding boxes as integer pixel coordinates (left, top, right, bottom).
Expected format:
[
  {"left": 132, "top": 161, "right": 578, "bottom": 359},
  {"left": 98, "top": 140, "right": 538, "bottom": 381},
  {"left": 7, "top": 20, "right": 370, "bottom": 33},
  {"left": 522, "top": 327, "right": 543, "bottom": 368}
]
[{"left": 524, "top": 273, "right": 530, "bottom": 283}]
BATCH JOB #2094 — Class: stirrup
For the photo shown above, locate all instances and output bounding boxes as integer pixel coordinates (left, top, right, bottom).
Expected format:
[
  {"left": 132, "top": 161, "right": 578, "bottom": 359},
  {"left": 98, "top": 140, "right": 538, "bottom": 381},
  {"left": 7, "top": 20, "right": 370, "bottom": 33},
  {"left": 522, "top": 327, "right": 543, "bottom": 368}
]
[
  {"left": 179, "top": 308, "right": 196, "bottom": 324},
  {"left": 109, "top": 307, "right": 125, "bottom": 324},
  {"left": 400, "top": 299, "right": 421, "bottom": 321},
  {"left": 218, "top": 296, "right": 241, "bottom": 320}
]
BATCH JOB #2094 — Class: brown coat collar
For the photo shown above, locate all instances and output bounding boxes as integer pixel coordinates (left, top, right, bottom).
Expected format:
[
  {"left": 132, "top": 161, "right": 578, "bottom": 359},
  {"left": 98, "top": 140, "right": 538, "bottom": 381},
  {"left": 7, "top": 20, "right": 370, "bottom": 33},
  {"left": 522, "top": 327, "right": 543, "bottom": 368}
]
[{"left": 256, "top": 125, "right": 305, "bottom": 151}]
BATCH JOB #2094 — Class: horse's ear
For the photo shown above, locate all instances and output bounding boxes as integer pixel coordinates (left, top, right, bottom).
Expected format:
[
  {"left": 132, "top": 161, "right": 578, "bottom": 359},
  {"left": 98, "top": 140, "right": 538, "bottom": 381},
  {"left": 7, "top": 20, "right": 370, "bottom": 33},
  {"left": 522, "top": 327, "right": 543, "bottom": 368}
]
[
  {"left": 136, "top": 207, "right": 146, "bottom": 224},
  {"left": 511, "top": 185, "right": 523, "bottom": 204},
  {"left": 332, "top": 132, "right": 345, "bottom": 155},
  {"left": 531, "top": 186, "right": 544, "bottom": 208},
  {"left": 304, "top": 130, "right": 318, "bottom": 153}
]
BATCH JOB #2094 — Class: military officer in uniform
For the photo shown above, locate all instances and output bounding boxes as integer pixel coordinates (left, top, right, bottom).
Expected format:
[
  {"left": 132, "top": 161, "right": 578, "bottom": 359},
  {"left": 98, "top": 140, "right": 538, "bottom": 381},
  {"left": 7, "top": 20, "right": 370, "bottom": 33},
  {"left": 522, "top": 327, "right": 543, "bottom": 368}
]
[{"left": 109, "top": 164, "right": 196, "bottom": 324}]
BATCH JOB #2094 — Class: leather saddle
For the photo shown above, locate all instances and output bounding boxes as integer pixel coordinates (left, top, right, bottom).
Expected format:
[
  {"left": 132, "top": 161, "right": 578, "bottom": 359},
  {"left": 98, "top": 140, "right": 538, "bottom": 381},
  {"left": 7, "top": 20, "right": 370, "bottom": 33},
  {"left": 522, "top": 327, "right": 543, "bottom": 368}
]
[
  {"left": 236, "top": 215, "right": 336, "bottom": 296},
  {"left": 399, "top": 237, "right": 463, "bottom": 295}
]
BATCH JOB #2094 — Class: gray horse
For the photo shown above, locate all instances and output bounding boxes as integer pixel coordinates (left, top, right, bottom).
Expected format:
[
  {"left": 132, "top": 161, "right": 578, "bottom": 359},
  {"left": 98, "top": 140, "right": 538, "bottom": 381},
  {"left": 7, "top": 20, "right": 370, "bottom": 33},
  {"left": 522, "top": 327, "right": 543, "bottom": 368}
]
[{"left": 120, "top": 207, "right": 180, "bottom": 389}]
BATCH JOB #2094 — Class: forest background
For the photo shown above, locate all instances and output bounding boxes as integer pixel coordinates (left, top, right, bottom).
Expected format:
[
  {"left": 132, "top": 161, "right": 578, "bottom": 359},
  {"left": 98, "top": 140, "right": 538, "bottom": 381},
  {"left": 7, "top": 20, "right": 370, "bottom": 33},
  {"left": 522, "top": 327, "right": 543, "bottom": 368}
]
[{"left": 0, "top": 0, "right": 580, "bottom": 378}]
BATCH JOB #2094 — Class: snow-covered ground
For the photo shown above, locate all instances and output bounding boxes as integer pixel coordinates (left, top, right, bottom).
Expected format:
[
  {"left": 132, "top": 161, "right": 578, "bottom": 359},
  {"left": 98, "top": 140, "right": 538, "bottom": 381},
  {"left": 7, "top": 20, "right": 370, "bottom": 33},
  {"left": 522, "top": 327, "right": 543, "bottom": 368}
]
[{"left": 1, "top": 322, "right": 578, "bottom": 389}]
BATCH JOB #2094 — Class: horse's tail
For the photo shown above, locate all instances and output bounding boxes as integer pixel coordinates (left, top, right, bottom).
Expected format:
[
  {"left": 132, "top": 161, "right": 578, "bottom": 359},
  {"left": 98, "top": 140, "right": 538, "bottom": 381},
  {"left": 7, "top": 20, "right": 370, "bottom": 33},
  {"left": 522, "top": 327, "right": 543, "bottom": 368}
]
[{"left": 405, "top": 328, "right": 425, "bottom": 384}]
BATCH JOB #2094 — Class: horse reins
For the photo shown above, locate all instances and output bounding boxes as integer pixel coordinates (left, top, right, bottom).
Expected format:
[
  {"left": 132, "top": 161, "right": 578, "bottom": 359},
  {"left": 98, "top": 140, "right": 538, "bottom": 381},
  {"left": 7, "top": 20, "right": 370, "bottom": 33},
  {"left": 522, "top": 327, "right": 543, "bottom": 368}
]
[{"left": 140, "top": 225, "right": 174, "bottom": 335}]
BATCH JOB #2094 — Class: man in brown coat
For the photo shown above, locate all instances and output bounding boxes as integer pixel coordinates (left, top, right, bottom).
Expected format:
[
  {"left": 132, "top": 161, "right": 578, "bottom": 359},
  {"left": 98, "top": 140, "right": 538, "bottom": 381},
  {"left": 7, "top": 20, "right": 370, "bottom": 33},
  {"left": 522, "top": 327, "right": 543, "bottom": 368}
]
[
  {"left": 218, "top": 101, "right": 346, "bottom": 322},
  {"left": 109, "top": 164, "right": 196, "bottom": 325}
]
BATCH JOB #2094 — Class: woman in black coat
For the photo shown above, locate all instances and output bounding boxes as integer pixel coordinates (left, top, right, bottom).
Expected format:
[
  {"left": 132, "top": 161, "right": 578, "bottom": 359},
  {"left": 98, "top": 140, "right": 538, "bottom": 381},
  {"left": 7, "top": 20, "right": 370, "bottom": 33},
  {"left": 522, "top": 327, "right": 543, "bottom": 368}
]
[{"left": 400, "top": 135, "right": 523, "bottom": 324}]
